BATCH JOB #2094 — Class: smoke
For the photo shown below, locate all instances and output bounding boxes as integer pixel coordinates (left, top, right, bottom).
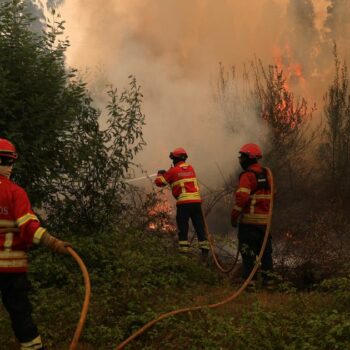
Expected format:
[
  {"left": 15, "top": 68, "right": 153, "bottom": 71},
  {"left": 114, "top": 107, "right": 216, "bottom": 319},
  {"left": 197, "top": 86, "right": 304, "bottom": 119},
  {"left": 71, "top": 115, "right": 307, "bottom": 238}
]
[
  {"left": 324, "top": 0, "right": 350, "bottom": 43},
  {"left": 56, "top": 0, "right": 346, "bottom": 189},
  {"left": 0, "top": 1, "right": 65, "bottom": 33}
]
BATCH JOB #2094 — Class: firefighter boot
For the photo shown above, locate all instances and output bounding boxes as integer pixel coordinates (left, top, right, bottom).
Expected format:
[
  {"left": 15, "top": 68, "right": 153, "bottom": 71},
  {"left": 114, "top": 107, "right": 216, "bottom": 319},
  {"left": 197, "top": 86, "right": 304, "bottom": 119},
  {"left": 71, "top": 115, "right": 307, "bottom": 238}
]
[
  {"left": 245, "top": 280, "right": 257, "bottom": 292},
  {"left": 262, "top": 272, "right": 278, "bottom": 291},
  {"left": 234, "top": 275, "right": 258, "bottom": 292},
  {"left": 178, "top": 240, "right": 190, "bottom": 255},
  {"left": 20, "top": 335, "right": 44, "bottom": 350},
  {"left": 262, "top": 278, "right": 277, "bottom": 291}
]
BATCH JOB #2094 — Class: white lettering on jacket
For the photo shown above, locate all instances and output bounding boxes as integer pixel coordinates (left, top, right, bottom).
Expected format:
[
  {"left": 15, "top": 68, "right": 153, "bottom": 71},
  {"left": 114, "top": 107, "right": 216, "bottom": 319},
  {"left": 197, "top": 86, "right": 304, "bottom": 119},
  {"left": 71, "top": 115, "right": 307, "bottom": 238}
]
[
  {"left": 0, "top": 206, "right": 9, "bottom": 215},
  {"left": 178, "top": 172, "right": 194, "bottom": 177}
]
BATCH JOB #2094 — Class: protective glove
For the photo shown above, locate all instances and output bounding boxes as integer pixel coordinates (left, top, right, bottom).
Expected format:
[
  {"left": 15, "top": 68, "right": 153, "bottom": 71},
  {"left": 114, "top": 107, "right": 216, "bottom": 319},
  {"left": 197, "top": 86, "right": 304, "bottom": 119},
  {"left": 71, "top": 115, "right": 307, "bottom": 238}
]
[
  {"left": 157, "top": 169, "right": 166, "bottom": 175},
  {"left": 231, "top": 216, "right": 238, "bottom": 228},
  {"left": 40, "top": 232, "right": 71, "bottom": 254}
]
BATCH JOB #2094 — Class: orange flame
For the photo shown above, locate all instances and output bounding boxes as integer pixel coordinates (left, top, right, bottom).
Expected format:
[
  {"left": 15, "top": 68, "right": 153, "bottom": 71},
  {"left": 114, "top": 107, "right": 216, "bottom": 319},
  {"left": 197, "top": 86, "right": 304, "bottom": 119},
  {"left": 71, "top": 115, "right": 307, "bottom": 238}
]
[
  {"left": 147, "top": 198, "right": 176, "bottom": 232},
  {"left": 273, "top": 44, "right": 306, "bottom": 89}
]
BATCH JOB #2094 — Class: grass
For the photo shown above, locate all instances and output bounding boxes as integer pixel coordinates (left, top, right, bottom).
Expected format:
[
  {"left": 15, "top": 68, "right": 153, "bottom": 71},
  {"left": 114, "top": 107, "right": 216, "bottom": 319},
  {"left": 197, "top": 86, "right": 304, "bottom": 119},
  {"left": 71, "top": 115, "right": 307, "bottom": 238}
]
[{"left": 2, "top": 228, "right": 350, "bottom": 349}]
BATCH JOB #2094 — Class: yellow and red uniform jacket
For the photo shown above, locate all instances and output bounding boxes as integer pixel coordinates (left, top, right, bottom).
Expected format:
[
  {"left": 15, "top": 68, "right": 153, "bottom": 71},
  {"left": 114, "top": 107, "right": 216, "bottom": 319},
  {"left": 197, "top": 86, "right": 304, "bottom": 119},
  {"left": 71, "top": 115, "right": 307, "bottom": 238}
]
[
  {"left": 0, "top": 175, "right": 46, "bottom": 273},
  {"left": 231, "top": 163, "right": 272, "bottom": 226},
  {"left": 155, "top": 162, "right": 202, "bottom": 205}
]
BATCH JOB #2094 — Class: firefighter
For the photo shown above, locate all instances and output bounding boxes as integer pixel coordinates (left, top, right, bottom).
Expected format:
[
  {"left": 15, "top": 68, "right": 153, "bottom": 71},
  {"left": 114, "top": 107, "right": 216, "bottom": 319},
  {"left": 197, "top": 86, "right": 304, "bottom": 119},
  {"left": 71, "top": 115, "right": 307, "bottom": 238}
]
[
  {"left": 155, "top": 147, "right": 210, "bottom": 257},
  {"left": 0, "top": 138, "right": 71, "bottom": 350},
  {"left": 231, "top": 143, "right": 273, "bottom": 287}
]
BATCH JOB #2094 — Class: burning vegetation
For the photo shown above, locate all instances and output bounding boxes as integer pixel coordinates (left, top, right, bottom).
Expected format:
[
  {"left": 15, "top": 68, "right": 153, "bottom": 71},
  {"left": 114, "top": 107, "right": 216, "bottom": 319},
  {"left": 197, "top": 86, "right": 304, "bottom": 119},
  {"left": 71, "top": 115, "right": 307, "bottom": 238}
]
[
  {"left": 199, "top": 43, "right": 350, "bottom": 288},
  {"left": 4, "top": 1, "right": 350, "bottom": 349},
  {"left": 147, "top": 195, "right": 176, "bottom": 233}
]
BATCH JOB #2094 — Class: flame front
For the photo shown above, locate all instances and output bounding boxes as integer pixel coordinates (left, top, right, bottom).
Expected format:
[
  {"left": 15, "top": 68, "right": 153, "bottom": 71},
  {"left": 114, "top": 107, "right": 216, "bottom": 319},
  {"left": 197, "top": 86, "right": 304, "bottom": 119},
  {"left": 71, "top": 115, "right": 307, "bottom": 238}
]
[{"left": 147, "top": 196, "right": 176, "bottom": 233}]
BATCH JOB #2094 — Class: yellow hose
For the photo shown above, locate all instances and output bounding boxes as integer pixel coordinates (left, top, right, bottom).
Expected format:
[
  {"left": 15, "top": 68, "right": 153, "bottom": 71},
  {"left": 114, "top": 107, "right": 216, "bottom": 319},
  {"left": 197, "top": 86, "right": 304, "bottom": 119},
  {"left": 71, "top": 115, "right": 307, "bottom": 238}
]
[
  {"left": 67, "top": 247, "right": 91, "bottom": 350},
  {"left": 115, "top": 167, "right": 274, "bottom": 350}
]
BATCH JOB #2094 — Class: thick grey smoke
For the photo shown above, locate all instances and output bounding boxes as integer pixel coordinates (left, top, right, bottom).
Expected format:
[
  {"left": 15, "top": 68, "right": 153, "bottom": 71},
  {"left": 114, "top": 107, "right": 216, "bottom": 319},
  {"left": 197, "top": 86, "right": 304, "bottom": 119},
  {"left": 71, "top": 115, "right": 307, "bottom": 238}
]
[{"left": 56, "top": 0, "right": 345, "bottom": 188}]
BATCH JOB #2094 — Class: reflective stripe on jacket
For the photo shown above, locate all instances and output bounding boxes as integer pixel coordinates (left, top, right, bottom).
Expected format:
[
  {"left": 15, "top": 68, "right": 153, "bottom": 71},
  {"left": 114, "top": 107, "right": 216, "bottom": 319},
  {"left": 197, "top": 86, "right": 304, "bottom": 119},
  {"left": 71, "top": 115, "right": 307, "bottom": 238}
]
[
  {"left": 231, "top": 164, "right": 272, "bottom": 226},
  {"left": 0, "top": 175, "right": 46, "bottom": 272},
  {"left": 155, "top": 162, "right": 202, "bottom": 205}
]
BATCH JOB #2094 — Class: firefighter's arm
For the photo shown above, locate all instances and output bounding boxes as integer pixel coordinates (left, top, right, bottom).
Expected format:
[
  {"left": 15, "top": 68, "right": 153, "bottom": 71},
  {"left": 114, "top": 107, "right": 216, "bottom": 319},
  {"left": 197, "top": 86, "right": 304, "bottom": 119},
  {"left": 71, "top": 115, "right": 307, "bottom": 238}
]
[
  {"left": 231, "top": 207, "right": 240, "bottom": 227},
  {"left": 154, "top": 168, "right": 173, "bottom": 187},
  {"left": 40, "top": 231, "right": 71, "bottom": 254},
  {"left": 18, "top": 218, "right": 71, "bottom": 254},
  {"left": 231, "top": 173, "right": 254, "bottom": 226},
  {"left": 231, "top": 190, "right": 245, "bottom": 227},
  {"left": 13, "top": 188, "right": 71, "bottom": 254}
]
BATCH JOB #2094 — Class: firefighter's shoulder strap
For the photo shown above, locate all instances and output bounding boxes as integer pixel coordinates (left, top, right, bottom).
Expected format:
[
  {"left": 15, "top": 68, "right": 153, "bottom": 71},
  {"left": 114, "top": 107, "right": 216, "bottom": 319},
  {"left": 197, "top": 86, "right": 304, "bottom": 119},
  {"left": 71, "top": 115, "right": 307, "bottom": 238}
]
[{"left": 239, "top": 167, "right": 270, "bottom": 193}]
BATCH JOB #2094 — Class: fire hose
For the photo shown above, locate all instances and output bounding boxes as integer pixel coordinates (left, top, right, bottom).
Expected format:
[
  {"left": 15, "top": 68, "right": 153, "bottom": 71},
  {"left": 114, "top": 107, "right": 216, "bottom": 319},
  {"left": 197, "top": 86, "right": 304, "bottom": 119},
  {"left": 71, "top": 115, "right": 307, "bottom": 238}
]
[
  {"left": 114, "top": 167, "right": 274, "bottom": 350},
  {"left": 66, "top": 247, "right": 91, "bottom": 350},
  {"left": 203, "top": 206, "right": 240, "bottom": 274},
  {"left": 187, "top": 188, "right": 239, "bottom": 273},
  {"left": 127, "top": 172, "right": 238, "bottom": 273},
  {"left": 58, "top": 171, "right": 231, "bottom": 349},
  {"left": 188, "top": 208, "right": 239, "bottom": 273}
]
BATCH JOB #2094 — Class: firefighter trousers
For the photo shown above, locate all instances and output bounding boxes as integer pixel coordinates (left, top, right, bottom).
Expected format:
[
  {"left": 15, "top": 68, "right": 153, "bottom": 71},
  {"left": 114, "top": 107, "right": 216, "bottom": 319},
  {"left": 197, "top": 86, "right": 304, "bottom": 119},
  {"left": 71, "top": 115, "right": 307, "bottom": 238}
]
[
  {"left": 0, "top": 273, "right": 41, "bottom": 347},
  {"left": 176, "top": 203, "right": 208, "bottom": 251},
  {"left": 238, "top": 224, "right": 273, "bottom": 281}
]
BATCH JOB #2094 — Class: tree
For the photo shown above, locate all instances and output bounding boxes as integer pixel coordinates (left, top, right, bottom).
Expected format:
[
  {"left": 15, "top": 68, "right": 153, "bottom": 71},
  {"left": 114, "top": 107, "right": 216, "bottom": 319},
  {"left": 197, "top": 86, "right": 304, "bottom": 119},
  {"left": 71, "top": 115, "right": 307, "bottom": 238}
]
[
  {"left": 214, "top": 61, "right": 315, "bottom": 193},
  {"left": 253, "top": 60, "right": 316, "bottom": 193},
  {"left": 0, "top": 0, "right": 146, "bottom": 234},
  {"left": 45, "top": 79, "right": 146, "bottom": 234},
  {"left": 320, "top": 45, "right": 350, "bottom": 198},
  {"left": 0, "top": 0, "right": 81, "bottom": 204}
]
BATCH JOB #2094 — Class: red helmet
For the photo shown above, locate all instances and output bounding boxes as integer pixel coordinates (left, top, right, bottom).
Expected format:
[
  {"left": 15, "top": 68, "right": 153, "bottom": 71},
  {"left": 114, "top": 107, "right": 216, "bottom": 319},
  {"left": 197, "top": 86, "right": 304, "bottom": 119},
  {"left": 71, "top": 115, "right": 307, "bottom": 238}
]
[
  {"left": 169, "top": 147, "right": 188, "bottom": 160},
  {"left": 239, "top": 143, "right": 262, "bottom": 159},
  {"left": 0, "top": 138, "right": 17, "bottom": 159}
]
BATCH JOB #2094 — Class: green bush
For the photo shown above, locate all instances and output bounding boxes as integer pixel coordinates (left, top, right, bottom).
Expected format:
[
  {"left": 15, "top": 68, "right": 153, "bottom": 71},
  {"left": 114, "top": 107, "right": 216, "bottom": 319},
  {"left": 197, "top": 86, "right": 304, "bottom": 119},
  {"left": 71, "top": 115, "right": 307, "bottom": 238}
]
[{"left": 18, "top": 227, "right": 218, "bottom": 348}]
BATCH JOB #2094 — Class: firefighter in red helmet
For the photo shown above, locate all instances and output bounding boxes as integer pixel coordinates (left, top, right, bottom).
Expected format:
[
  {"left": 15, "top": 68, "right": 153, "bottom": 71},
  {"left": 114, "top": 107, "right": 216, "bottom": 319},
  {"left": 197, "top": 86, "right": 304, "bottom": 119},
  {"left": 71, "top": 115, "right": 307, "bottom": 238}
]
[
  {"left": 155, "top": 147, "right": 210, "bottom": 257},
  {"left": 0, "top": 138, "right": 71, "bottom": 350},
  {"left": 231, "top": 143, "right": 274, "bottom": 287}
]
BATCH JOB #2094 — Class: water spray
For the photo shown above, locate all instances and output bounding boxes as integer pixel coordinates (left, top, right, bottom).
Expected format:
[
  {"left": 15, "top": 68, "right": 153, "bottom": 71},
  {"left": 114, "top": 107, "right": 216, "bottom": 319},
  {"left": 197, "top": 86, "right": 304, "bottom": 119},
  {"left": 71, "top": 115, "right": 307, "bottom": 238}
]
[{"left": 124, "top": 173, "right": 157, "bottom": 183}]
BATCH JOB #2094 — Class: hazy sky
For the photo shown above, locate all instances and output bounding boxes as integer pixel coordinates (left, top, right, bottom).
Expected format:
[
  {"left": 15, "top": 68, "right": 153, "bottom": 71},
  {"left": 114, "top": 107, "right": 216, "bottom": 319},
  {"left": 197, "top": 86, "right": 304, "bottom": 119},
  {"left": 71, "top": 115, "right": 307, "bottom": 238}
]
[{"left": 57, "top": 0, "right": 343, "bottom": 188}]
